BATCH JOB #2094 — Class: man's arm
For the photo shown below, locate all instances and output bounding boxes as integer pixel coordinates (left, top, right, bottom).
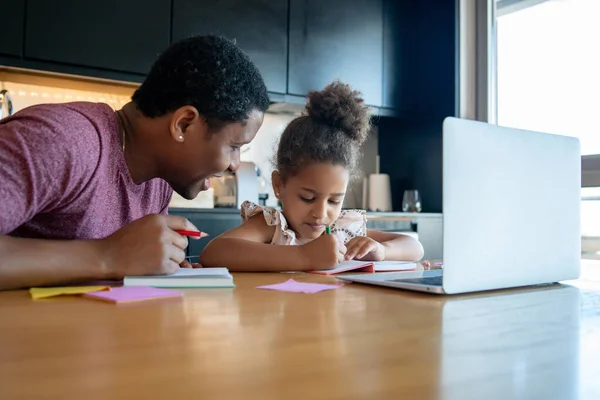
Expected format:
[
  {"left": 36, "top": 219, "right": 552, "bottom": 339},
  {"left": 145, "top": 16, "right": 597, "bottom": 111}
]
[
  {"left": 0, "top": 109, "right": 110, "bottom": 290},
  {"left": 0, "top": 235, "right": 107, "bottom": 290},
  {"left": 0, "top": 214, "right": 201, "bottom": 291}
]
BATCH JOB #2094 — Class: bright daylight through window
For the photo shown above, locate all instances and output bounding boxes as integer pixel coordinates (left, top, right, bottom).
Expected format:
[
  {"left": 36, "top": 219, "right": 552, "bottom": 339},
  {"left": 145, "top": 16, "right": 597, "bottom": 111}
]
[{"left": 496, "top": 0, "right": 600, "bottom": 259}]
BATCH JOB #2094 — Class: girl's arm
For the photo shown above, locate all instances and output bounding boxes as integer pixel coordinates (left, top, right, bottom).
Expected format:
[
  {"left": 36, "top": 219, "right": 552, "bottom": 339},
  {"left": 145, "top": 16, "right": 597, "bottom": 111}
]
[
  {"left": 367, "top": 229, "right": 424, "bottom": 261},
  {"left": 344, "top": 229, "right": 424, "bottom": 262},
  {"left": 200, "top": 216, "right": 345, "bottom": 271}
]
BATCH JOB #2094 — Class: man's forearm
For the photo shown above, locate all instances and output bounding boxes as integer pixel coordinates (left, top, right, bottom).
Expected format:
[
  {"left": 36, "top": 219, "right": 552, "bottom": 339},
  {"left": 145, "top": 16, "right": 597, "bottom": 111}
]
[{"left": 0, "top": 235, "right": 108, "bottom": 291}]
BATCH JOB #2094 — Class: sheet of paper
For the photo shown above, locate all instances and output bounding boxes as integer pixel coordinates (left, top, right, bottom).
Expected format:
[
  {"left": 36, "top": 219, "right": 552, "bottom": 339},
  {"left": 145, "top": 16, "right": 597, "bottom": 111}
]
[
  {"left": 83, "top": 286, "right": 183, "bottom": 304},
  {"left": 256, "top": 279, "right": 343, "bottom": 294},
  {"left": 30, "top": 286, "right": 110, "bottom": 300}
]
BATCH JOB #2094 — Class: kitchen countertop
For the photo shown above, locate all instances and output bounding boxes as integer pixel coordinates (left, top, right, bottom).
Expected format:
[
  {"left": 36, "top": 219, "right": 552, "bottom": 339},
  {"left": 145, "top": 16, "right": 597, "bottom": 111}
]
[
  {"left": 168, "top": 207, "right": 241, "bottom": 214},
  {"left": 366, "top": 211, "right": 442, "bottom": 219},
  {"left": 169, "top": 207, "right": 442, "bottom": 218}
]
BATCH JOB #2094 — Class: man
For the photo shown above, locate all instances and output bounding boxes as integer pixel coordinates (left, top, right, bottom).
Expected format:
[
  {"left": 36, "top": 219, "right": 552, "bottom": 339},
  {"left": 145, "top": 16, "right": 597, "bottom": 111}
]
[{"left": 0, "top": 35, "right": 270, "bottom": 290}]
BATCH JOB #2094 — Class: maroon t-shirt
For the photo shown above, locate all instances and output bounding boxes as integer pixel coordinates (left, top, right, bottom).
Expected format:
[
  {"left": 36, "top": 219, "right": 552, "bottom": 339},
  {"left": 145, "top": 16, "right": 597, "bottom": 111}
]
[{"left": 0, "top": 102, "right": 172, "bottom": 239}]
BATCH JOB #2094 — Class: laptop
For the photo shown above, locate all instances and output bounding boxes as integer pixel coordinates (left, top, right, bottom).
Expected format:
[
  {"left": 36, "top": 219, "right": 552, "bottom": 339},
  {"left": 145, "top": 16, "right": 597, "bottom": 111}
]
[{"left": 339, "top": 117, "right": 581, "bottom": 294}]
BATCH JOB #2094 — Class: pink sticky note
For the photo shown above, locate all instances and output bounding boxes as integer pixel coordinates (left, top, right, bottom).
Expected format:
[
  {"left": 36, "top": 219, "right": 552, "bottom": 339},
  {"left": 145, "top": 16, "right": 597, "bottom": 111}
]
[
  {"left": 83, "top": 286, "right": 183, "bottom": 304},
  {"left": 256, "top": 279, "right": 343, "bottom": 294}
]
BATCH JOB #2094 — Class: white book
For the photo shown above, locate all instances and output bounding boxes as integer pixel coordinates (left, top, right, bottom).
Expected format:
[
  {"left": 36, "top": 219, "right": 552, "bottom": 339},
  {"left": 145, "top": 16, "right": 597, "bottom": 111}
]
[{"left": 123, "top": 267, "right": 234, "bottom": 288}]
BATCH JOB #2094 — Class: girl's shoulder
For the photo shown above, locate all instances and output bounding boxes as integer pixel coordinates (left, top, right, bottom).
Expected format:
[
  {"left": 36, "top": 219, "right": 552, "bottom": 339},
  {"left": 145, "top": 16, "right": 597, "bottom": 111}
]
[
  {"left": 330, "top": 209, "right": 368, "bottom": 243},
  {"left": 240, "top": 201, "right": 280, "bottom": 226},
  {"left": 240, "top": 201, "right": 303, "bottom": 245},
  {"left": 336, "top": 209, "right": 367, "bottom": 221}
]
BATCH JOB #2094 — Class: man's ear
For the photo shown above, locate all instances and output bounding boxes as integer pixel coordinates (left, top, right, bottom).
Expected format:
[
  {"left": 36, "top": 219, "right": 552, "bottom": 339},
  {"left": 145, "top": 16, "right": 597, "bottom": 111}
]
[
  {"left": 170, "top": 106, "right": 202, "bottom": 143},
  {"left": 271, "top": 170, "right": 284, "bottom": 198}
]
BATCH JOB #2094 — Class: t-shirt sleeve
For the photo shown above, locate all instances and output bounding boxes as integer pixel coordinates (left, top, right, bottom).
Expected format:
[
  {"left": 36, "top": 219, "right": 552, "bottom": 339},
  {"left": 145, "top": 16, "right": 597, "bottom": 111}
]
[
  {"left": 159, "top": 188, "right": 173, "bottom": 215},
  {"left": 0, "top": 109, "right": 99, "bottom": 234}
]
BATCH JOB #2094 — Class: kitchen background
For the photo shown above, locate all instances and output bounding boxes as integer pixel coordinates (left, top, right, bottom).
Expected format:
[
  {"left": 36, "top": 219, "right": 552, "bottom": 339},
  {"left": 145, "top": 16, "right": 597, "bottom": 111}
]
[
  {"left": 0, "top": 69, "right": 379, "bottom": 210},
  {"left": 0, "top": 0, "right": 455, "bottom": 259}
]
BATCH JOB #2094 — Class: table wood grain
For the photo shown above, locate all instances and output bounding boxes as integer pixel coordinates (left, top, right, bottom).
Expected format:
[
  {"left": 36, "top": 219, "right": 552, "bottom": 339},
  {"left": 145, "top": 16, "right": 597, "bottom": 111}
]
[{"left": 1, "top": 263, "right": 599, "bottom": 400}]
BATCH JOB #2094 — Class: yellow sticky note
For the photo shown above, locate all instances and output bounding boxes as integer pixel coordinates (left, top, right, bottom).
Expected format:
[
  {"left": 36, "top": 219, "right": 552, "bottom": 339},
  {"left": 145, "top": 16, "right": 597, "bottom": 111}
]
[{"left": 29, "top": 286, "right": 110, "bottom": 300}]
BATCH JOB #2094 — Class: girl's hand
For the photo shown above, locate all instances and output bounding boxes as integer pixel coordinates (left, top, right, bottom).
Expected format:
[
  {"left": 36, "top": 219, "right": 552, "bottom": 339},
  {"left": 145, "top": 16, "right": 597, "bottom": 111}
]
[
  {"left": 179, "top": 260, "right": 203, "bottom": 268},
  {"left": 344, "top": 236, "right": 386, "bottom": 261},
  {"left": 299, "top": 235, "right": 347, "bottom": 270}
]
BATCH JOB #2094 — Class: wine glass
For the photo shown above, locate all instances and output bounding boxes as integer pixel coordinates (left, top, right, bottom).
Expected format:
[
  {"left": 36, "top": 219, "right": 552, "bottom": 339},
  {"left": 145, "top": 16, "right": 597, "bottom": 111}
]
[{"left": 402, "top": 190, "right": 422, "bottom": 213}]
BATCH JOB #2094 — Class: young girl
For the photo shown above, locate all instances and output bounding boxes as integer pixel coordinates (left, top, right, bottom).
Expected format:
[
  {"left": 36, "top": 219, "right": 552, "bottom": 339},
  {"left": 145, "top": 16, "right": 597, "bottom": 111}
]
[{"left": 201, "top": 81, "right": 424, "bottom": 271}]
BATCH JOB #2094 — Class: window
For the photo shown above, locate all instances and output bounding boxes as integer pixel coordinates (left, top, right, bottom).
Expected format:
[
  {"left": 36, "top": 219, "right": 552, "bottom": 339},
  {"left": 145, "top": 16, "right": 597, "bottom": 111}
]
[
  {"left": 497, "top": 0, "right": 600, "bottom": 154},
  {"left": 495, "top": 0, "right": 600, "bottom": 258}
]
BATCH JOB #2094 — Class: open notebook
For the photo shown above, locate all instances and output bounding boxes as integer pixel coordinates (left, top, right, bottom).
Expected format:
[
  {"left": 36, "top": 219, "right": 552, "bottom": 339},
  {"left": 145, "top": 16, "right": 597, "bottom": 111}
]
[
  {"left": 123, "top": 268, "right": 234, "bottom": 288},
  {"left": 309, "top": 260, "right": 418, "bottom": 276}
]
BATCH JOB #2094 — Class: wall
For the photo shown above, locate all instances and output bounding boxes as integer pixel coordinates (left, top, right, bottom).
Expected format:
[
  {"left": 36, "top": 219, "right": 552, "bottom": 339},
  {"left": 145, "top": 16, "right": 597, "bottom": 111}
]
[
  {"left": 346, "top": 127, "right": 379, "bottom": 209},
  {"left": 238, "top": 111, "right": 380, "bottom": 209},
  {"left": 1, "top": 81, "right": 131, "bottom": 112},
  {"left": 239, "top": 112, "right": 296, "bottom": 207},
  {"left": 377, "top": 117, "right": 444, "bottom": 213},
  {"left": 0, "top": 69, "right": 135, "bottom": 112}
]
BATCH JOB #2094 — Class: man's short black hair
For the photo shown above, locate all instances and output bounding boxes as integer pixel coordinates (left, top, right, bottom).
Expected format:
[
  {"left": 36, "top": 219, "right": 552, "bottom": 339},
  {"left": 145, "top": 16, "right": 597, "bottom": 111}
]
[{"left": 132, "top": 35, "right": 270, "bottom": 129}]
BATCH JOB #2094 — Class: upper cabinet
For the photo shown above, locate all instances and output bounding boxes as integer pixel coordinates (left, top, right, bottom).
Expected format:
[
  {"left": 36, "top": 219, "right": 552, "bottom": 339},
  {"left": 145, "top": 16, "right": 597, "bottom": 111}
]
[
  {"left": 24, "top": 0, "right": 171, "bottom": 74},
  {"left": 382, "top": 0, "right": 458, "bottom": 117},
  {"left": 172, "top": 0, "right": 288, "bottom": 94},
  {"left": 1, "top": 0, "right": 458, "bottom": 116},
  {"left": 382, "top": 0, "right": 406, "bottom": 110},
  {"left": 0, "top": 0, "right": 25, "bottom": 57},
  {"left": 288, "top": 0, "right": 384, "bottom": 107}
]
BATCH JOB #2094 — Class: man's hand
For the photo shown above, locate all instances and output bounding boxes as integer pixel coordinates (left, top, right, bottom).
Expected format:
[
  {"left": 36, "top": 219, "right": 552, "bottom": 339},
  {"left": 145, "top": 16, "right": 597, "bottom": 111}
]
[{"left": 99, "top": 214, "right": 199, "bottom": 279}]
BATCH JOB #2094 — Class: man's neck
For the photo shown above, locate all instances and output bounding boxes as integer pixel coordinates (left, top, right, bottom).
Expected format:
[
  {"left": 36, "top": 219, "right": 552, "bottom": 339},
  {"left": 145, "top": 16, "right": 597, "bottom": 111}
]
[{"left": 118, "top": 103, "right": 159, "bottom": 184}]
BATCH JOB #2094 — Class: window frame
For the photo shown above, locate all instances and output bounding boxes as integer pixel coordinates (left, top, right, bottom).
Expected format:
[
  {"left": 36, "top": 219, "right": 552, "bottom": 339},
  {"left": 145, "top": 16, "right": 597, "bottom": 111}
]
[
  {"left": 582, "top": 155, "right": 600, "bottom": 188},
  {"left": 496, "top": 0, "right": 552, "bottom": 16}
]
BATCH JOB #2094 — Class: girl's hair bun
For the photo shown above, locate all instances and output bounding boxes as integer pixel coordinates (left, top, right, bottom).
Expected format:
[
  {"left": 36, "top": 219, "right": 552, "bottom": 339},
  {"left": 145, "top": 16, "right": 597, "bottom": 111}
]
[{"left": 304, "top": 80, "right": 371, "bottom": 144}]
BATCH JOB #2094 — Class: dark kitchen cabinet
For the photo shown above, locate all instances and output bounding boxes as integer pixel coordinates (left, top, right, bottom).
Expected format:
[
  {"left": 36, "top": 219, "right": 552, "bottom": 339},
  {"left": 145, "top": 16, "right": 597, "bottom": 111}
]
[
  {"left": 382, "top": 0, "right": 410, "bottom": 110},
  {"left": 383, "top": 0, "right": 458, "bottom": 117},
  {"left": 288, "top": 0, "right": 384, "bottom": 107},
  {"left": 172, "top": 0, "right": 288, "bottom": 94},
  {"left": 169, "top": 208, "right": 242, "bottom": 260},
  {"left": 0, "top": 0, "right": 25, "bottom": 57},
  {"left": 378, "top": 0, "right": 458, "bottom": 213},
  {"left": 24, "top": 0, "right": 170, "bottom": 74}
]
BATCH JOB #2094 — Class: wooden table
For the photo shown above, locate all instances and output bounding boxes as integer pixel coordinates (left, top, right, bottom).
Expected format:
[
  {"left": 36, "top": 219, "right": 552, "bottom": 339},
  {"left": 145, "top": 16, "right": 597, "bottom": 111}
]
[{"left": 1, "top": 263, "right": 600, "bottom": 399}]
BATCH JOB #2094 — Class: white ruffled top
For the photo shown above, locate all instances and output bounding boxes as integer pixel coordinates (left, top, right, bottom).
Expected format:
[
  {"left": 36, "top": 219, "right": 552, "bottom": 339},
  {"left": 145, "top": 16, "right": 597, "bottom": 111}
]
[{"left": 240, "top": 200, "right": 367, "bottom": 245}]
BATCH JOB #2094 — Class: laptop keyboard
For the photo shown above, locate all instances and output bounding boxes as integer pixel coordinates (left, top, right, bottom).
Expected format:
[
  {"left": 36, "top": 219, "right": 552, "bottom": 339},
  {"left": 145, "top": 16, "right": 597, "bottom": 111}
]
[{"left": 387, "top": 275, "right": 443, "bottom": 286}]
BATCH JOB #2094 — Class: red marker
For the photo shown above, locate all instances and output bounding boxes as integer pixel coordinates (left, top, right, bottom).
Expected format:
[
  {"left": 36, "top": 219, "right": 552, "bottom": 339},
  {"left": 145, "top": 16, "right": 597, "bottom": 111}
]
[{"left": 175, "top": 230, "right": 209, "bottom": 238}]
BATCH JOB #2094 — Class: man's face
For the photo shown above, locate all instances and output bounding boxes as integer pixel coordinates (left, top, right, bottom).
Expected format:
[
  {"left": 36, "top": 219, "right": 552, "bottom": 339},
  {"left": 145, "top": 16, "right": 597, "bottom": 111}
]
[{"left": 163, "top": 108, "right": 264, "bottom": 199}]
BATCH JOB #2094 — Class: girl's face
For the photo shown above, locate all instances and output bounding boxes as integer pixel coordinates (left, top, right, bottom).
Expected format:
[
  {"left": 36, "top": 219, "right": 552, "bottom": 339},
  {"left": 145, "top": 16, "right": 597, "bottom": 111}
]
[{"left": 272, "top": 162, "right": 349, "bottom": 240}]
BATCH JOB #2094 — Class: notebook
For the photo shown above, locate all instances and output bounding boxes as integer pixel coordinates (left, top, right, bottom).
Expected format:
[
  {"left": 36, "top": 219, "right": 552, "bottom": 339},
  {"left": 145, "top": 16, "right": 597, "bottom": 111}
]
[
  {"left": 123, "top": 268, "right": 234, "bottom": 288},
  {"left": 309, "top": 260, "right": 417, "bottom": 275}
]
